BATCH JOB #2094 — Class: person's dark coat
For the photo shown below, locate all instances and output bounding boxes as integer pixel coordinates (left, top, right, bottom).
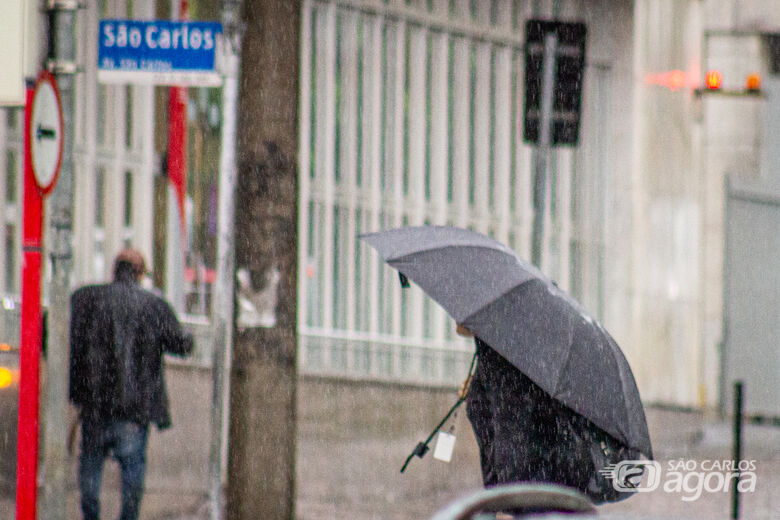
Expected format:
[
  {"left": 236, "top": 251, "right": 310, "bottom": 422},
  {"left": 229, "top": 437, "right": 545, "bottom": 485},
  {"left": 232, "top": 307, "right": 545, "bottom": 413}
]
[
  {"left": 69, "top": 268, "right": 193, "bottom": 429},
  {"left": 467, "top": 338, "right": 603, "bottom": 496}
]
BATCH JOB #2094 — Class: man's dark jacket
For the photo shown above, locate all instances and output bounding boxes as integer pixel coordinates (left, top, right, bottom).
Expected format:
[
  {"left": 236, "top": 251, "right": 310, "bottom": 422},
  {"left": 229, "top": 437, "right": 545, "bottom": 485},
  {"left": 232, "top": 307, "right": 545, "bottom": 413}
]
[{"left": 69, "top": 271, "right": 193, "bottom": 429}]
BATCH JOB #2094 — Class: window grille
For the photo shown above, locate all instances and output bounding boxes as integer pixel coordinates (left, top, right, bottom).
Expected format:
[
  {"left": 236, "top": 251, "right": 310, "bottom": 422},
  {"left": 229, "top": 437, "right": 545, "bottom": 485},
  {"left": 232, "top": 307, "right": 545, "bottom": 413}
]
[{"left": 298, "top": 0, "right": 609, "bottom": 385}]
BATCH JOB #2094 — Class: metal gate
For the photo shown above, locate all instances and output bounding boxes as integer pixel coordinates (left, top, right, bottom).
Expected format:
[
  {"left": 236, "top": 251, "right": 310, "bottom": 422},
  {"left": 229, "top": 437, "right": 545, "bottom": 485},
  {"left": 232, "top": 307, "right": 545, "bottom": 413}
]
[
  {"left": 722, "top": 177, "right": 780, "bottom": 417},
  {"left": 297, "top": 0, "right": 616, "bottom": 385}
]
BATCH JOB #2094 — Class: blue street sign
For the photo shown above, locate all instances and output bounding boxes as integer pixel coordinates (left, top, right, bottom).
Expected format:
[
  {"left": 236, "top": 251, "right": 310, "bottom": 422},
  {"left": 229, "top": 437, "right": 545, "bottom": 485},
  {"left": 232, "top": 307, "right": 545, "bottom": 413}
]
[{"left": 98, "top": 19, "right": 223, "bottom": 86}]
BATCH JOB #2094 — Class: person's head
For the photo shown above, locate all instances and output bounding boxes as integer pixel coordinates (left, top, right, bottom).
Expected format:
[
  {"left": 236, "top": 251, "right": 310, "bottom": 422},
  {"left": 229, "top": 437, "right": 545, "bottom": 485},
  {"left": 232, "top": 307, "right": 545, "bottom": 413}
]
[{"left": 113, "top": 248, "right": 147, "bottom": 282}]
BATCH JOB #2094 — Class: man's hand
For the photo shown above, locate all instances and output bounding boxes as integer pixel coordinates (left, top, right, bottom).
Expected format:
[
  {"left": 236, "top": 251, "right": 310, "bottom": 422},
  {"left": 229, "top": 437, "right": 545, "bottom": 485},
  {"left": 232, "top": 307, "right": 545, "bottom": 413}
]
[{"left": 456, "top": 324, "right": 473, "bottom": 337}]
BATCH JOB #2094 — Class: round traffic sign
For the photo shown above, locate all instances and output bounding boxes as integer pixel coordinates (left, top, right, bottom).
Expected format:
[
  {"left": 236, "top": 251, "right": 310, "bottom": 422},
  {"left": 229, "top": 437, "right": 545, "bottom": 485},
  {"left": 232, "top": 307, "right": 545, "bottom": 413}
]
[{"left": 30, "top": 71, "right": 63, "bottom": 195}]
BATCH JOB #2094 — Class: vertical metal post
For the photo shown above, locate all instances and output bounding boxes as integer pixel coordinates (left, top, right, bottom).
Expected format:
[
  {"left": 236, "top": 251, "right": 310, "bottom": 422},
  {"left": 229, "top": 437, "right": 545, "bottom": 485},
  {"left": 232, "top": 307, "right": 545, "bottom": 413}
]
[
  {"left": 531, "top": 33, "right": 557, "bottom": 267},
  {"left": 16, "top": 79, "right": 43, "bottom": 520},
  {"left": 209, "top": 1, "right": 243, "bottom": 518},
  {"left": 40, "top": 1, "right": 77, "bottom": 519},
  {"left": 731, "top": 381, "right": 743, "bottom": 520}
]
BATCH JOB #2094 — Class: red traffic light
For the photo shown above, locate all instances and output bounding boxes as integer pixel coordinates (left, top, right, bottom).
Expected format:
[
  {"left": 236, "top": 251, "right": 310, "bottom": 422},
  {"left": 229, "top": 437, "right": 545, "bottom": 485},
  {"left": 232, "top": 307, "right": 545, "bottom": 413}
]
[
  {"left": 694, "top": 70, "right": 763, "bottom": 98},
  {"left": 705, "top": 70, "right": 722, "bottom": 90}
]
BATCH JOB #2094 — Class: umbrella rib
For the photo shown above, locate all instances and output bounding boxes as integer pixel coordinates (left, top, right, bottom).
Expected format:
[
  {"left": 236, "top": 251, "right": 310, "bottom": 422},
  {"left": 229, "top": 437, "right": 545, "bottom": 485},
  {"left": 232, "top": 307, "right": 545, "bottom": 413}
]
[{"left": 550, "top": 339, "right": 574, "bottom": 399}]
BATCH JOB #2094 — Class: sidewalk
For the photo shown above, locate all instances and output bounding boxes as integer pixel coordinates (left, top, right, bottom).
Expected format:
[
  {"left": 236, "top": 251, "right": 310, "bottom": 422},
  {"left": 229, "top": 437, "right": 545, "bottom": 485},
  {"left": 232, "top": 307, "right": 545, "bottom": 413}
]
[
  {"left": 292, "top": 404, "right": 780, "bottom": 519},
  {"left": 598, "top": 409, "right": 779, "bottom": 519},
  {"left": 1, "top": 391, "right": 778, "bottom": 519}
]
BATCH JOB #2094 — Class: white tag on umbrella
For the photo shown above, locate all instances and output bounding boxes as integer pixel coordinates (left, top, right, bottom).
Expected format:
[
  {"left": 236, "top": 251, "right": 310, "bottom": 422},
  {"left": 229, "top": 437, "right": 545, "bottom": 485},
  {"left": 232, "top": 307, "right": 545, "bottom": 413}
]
[{"left": 433, "top": 432, "right": 456, "bottom": 462}]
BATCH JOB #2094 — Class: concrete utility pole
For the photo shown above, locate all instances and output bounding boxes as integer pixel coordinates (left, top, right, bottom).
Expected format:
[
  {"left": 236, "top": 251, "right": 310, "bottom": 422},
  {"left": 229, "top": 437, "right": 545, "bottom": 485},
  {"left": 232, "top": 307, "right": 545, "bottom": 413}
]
[
  {"left": 228, "top": 0, "right": 299, "bottom": 518},
  {"left": 40, "top": 0, "right": 78, "bottom": 518}
]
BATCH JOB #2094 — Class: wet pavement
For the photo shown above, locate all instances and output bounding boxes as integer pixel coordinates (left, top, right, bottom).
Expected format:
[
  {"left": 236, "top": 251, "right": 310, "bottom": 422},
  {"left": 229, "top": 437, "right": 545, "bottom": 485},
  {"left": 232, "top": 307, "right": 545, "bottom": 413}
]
[
  {"left": 1, "top": 377, "right": 778, "bottom": 519},
  {"left": 293, "top": 394, "right": 779, "bottom": 519}
]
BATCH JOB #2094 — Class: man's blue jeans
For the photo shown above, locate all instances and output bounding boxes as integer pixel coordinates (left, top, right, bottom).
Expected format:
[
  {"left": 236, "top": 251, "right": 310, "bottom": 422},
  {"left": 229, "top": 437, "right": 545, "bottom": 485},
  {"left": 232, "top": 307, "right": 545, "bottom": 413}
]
[{"left": 78, "top": 419, "right": 149, "bottom": 520}]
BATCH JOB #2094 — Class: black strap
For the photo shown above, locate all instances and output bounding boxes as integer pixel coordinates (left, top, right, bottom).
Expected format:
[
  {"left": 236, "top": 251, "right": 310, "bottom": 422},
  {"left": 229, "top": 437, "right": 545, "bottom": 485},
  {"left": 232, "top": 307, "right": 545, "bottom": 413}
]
[{"left": 400, "top": 350, "right": 478, "bottom": 473}]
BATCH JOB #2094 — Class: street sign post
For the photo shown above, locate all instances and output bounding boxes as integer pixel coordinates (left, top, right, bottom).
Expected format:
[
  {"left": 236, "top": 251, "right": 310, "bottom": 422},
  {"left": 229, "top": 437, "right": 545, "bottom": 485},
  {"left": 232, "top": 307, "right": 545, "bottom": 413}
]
[
  {"left": 98, "top": 19, "right": 223, "bottom": 86},
  {"left": 523, "top": 20, "right": 587, "bottom": 267},
  {"left": 17, "top": 70, "right": 62, "bottom": 520}
]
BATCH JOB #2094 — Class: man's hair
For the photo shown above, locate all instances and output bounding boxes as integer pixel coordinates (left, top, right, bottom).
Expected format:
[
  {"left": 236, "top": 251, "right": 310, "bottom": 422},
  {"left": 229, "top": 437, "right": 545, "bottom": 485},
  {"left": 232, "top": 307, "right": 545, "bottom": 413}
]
[{"left": 113, "top": 248, "right": 147, "bottom": 279}]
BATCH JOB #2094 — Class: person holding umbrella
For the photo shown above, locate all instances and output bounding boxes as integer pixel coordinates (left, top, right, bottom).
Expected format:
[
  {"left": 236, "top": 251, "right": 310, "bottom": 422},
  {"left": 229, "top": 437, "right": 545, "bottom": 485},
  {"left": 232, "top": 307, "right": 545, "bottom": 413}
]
[
  {"left": 457, "top": 324, "right": 594, "bottom": 493},
  {"left": 361, "top": 226, "right": 653, "bottom": 505}
]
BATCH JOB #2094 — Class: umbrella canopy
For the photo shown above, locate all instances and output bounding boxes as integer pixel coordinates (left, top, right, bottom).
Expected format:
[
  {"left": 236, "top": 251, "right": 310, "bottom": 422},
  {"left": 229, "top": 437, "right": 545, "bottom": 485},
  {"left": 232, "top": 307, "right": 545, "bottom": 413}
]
[{"left": 360, "top": 225, "right": 652, "bottom": 459}]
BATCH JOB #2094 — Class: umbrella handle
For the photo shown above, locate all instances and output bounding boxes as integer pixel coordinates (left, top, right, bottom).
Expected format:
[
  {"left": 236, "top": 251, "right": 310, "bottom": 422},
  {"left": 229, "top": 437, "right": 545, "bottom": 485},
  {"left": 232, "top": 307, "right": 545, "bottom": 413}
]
[
  {"left": 399, "top": 351, "right": 478, "bottom": 474},
  {"left": 400, "top": 442, "right": 430, "bottom": 473},
  {"left": 399, "top": 397, "right": 464, "bottom": 473}
]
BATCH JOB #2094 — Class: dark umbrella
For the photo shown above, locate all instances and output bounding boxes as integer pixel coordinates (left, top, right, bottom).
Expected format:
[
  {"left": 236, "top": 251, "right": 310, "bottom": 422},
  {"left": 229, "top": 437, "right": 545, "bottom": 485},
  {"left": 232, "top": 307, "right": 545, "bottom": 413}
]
[{"left": 360, "top": 225, "right": 652, "bottom": 459}]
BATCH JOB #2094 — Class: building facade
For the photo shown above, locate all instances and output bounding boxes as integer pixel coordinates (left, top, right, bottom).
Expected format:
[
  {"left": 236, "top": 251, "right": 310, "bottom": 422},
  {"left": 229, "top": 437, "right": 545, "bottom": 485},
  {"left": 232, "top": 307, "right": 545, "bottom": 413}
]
[
  {"left": 0, "top": 0, "right": 777, "bottom": 411},
  {"left": 297, "top": 0, "right": 635, "bottom": 387}
]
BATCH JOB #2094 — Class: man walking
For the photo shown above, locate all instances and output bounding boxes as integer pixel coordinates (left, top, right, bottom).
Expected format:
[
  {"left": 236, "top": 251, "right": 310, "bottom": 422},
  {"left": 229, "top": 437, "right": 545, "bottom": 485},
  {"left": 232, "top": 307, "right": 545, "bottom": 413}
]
[{"left": 69, "top": 248, "right": 193, "bottom": 520}]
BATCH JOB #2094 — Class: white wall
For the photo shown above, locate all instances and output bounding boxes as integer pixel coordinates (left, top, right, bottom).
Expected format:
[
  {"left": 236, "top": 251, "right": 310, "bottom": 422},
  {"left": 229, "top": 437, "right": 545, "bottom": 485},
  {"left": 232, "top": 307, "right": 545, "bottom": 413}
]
[
  {"left": 632, "top": 0, "right": 704, "bottom": 405},
  {"left": 631, "top": 0, "right": 779, "bottom": 407}
]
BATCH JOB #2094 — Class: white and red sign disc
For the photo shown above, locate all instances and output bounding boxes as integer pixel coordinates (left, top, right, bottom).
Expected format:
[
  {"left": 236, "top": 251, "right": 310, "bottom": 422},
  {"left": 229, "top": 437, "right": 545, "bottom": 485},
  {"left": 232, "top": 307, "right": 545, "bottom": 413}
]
[{"left": 29, "top": 70, "right": 63, "bottom": 195}]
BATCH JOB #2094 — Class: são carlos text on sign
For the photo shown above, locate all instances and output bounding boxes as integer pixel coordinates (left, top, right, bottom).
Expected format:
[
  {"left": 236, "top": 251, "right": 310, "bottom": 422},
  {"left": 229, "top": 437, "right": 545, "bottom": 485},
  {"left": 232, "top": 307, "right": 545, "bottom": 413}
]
[{"left": 98, "top": 19, "right": 223, "bottom": 87}]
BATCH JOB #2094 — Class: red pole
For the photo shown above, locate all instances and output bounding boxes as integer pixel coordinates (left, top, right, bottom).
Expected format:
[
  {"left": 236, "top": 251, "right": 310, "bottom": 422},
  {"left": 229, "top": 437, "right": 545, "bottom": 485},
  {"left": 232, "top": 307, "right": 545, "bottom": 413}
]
[
  {"left": 16, "top": 81, "right": 44, "bottom": 520},
  {"left": 168, "top": 0, "right": 189, "bottom": 239},
  {"left": 168, "top": 84, "right": 188, "bottom": 236}
]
